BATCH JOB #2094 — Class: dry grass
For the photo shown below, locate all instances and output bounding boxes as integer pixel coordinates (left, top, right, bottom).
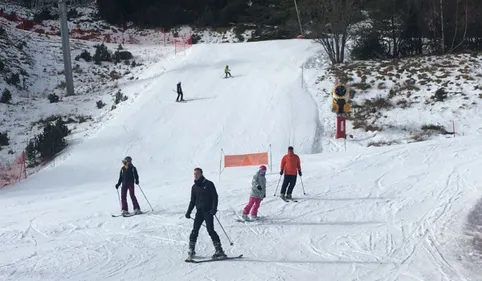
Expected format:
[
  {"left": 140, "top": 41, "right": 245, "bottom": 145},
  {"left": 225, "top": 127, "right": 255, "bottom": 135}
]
[
  {"left": 421, "top": 124, "right": 453, "bottom": 135},
  {"left": 367, "top": 140, "right": 399, "bottom": 147},
  {"left": 365, "top": 97, "right": 392, "bottom": 109},
  {"left": 396, "top": 99, "right": 409, "bottom": 108},
  {"left": 378, "top": 82, "right": 387, "bottom": 90},
  {"left": 410, "top": 132, "right": 428, "bottom": 142},
  {"left": 352, "top": 119, "right": 382, "bottom": 132},
  {"left": 350, "top": 82, "right": 372, "bottom": 91}
]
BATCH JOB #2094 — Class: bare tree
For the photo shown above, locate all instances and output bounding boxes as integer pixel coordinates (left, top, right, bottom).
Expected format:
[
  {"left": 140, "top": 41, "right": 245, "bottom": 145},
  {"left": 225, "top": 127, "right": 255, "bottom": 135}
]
[
  {"left": 439, "top": 0, "right": 446, "bottom": 53},
  {"left": 448, "top": 0, "right": 469, "bottom": 53},
  {"left": 301, "top": 0, "right": 363, "bottom": 64}
]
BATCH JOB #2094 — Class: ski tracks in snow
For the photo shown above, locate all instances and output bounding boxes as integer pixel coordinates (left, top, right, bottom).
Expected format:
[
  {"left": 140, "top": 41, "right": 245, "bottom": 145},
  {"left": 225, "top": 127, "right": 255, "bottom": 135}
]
[{"left": 357, "top": 145, "right": 472, "bottom": 281}]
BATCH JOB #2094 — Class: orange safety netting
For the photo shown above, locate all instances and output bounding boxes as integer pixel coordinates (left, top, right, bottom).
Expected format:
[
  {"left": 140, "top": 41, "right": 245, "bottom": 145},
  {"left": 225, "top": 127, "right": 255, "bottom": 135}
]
[
  {"left": 224, "top": 152, "right": 269, "bottom": 168},
  {"left": 0, "top": 152, "right": 27, "bottom": 188}
]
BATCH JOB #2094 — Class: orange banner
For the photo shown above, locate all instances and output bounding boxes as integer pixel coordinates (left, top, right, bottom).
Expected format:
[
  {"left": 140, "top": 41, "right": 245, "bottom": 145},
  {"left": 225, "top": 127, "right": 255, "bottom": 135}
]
[{"left": 224, "top": 152, "right": 268, "bottom": 168}]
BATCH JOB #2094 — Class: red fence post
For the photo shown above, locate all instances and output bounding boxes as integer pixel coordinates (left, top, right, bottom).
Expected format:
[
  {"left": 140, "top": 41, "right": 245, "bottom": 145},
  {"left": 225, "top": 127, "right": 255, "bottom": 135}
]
[
  {"left": 21, "top": 151, "right": 27, "bottom": 180},
  {"left": 335, "top": 116, "right": 346, "bottom": 139}
]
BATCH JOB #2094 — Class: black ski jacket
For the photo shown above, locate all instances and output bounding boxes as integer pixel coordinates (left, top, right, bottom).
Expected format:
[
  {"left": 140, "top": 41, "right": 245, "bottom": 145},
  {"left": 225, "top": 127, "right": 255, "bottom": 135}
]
[
  {"left": 117, "top": 163, "right": 139, "bottom": 186},
  {"left": 187, "top": 176, "right": 218, "bottom": 213},
  {"left": 177, "top": 83, "right": 183, "bottom": 94}
]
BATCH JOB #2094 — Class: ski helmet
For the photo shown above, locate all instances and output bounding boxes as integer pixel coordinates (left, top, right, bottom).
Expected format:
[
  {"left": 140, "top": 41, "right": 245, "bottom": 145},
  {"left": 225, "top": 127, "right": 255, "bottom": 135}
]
[
  {"left": 259, "top": 165, "right": 267, "bottom": 171},
  {"left": 124, "top": 156, "right": 132, "bottom": 163}
]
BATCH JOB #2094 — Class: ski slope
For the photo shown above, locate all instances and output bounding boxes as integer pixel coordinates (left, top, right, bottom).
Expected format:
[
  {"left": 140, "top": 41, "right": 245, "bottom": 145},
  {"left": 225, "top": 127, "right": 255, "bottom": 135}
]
[{"left": 1, "top": 40, "right": 482, "bottom": 281}]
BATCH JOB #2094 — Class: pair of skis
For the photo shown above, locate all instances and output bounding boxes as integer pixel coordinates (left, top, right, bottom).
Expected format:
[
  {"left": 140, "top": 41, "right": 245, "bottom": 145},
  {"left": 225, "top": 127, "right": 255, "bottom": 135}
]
[
  {"left": 281, "top": 197, "right": 298, "bottom": 203},
  {"left": 112, "top": 211, "right": 149, "bottom": 217},
  {"left": 185, "top": 254, "right": 243, "bottom": 263},
  {"left": 235, "top": 217, "right": 261, "bottom": 223}
]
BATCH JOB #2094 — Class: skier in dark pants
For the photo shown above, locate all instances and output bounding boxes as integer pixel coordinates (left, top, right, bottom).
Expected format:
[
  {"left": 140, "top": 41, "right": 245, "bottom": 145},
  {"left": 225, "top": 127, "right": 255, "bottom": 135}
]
[
  {"left": 279, "top": 146, "right": 302, "bottom": 200},
  {"left": 224, "top": 65, "right": 232, "bottom": 78},
  {"left": 176, "top": 82, "right": 184, "bottom": 102},
  {"left": 115, "top": 156, "right": 141, "bottom": 215},
  {"left": 185, "top": 167, "right": 227, "bottom": 260}
]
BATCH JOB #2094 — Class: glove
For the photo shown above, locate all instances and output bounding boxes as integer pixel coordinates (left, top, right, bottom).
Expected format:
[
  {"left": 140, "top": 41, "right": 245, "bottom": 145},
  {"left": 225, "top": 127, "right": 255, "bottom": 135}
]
[
  {"left": 115, "top": 183, "right": 120, "bottom": 189},
  {"left": 298, "top": 171, "right": 302, "bottom": 176},
  {"left": 135, "top": 180, "right": 139, "bottom": 185},
  {"left": 263, "top": 193, "right": 266, "bottom": 198},
  {"left": 280, "top": 170, "right": 283, "bottom": 175},
  {"left": 185, "top": 212, "right": 191, "bottom": 219},
  {"left": 209, "top": 209, "right": 217, "bottom": 215},
  {"left": 257, "top": 185, "right": 262, "bottom": 190}
]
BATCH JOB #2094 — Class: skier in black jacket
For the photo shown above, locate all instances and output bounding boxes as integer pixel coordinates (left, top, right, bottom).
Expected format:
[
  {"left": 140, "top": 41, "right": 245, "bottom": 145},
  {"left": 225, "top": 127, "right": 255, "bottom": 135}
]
[
  {"left": 185, "top": 167, "right": 227, "bottom": 260},
  {"left": 176, "top": 82, "right": 184, "bottom": 102},
  {"left": 115, "top": 156, "right": 141, "bottom": 215}
]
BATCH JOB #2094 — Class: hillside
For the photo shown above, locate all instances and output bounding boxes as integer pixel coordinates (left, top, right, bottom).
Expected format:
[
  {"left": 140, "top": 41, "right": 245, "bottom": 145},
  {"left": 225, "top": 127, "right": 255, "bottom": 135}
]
[
  {"left": 1, "top": 39, "right": 482, "bottom": 280},
  {"left": 1, "top": 1, "right": 482, "bottom": 169},
  {"left": 298, "top": 52, "right": 482, "bottom": 151},
  {"left": 0, "top": 24, "right": 185, "bottom": 166},
  {"left": 1, "top": 2, "right": 482, "bottom": 280}
]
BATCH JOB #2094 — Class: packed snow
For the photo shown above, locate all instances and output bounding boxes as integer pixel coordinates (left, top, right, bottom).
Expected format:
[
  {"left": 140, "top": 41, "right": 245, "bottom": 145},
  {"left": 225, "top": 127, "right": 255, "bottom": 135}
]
[{"left": 1, "top": 38, "right": 482, "bottom": 281}]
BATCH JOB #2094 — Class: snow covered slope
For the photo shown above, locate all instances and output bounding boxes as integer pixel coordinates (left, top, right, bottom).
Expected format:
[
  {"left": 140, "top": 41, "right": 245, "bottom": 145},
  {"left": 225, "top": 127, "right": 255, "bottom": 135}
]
[
  {"left": 9, "top": 39, "right": 322, "bottom": 191},
  {"left": 1, "top": 40, "right": 481, "bottom": 281}
]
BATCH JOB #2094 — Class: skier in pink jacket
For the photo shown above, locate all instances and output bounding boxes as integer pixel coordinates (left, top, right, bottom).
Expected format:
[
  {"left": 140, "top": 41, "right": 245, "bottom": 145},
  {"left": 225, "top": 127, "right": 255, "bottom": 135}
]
[{"left": 242, "top": 165, "right": 267, "bottom": 220}]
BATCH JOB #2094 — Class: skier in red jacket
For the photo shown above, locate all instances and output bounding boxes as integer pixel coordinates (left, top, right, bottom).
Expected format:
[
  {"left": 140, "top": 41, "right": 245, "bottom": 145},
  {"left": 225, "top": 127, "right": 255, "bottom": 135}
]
[{"left": 279, "top": 146, "right": 302, "bottom": 200}]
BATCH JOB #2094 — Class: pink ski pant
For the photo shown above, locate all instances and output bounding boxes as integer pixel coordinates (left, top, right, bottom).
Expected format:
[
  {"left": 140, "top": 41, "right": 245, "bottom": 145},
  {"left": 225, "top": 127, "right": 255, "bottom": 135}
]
[{"left": 243, "top": 197, "right": 262, "bottom": 216}]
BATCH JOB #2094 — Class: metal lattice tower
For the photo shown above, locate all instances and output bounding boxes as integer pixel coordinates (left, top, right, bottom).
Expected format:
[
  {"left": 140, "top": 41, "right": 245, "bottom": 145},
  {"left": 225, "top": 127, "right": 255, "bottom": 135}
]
[{"left": 31, "top": 0, "right": 92, "bottom": 10}]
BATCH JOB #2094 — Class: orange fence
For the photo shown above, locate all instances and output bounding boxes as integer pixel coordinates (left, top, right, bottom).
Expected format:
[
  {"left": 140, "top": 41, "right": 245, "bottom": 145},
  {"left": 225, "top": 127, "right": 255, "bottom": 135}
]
[
  {"left": 0, "top": 9, "right": 193, "bottom": 50},
  {"left": 219, "top": 145, "right": 272, "bottom": 180},
  {"left": 0, "top": 152, "right": 27, "bottom": 188}
]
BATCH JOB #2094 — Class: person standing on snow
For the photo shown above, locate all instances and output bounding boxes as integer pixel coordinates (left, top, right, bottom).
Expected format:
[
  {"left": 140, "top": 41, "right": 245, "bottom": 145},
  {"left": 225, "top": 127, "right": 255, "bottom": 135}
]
[
  {"left": 115, "top": 156, "right": 141, "bottom": 215},
  {"left": 176, "top": 81, "right": 185, "bottom": 102},
  {"left": 279, "top": 146, "right": 302, "bottom": 200},
  {"left": 224, "top": 65, "right": 232, "bottom": 78},
  {"left": 242, "top": 165, "right": 267, "bottom": 220},
  {"left": 185, "top": 168, "right": 227, "bottom": 260}
]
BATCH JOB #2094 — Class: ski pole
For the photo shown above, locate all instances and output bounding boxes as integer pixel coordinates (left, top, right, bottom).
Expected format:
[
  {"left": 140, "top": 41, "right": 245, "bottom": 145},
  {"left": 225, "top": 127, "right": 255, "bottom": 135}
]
[
  {"left": 137, "top": 184, "right": 154, "bottom": 211},
  {"left": 214, "top": 214, "right": 234, "bottom": 246},
  {"left": 300, "top": 176, "right": 306, "bottom": 195},
  {"left": 273, "top": 175, "right": 282, "bottom": 196},
  {"left": 116, "top": 188, "right": 122, "bottom": 209}
]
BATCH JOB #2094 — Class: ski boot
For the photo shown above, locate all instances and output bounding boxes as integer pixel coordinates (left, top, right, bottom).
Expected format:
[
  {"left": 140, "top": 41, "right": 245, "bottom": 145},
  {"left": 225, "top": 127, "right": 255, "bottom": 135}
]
[
  {"left": 250, "top": 215, "right": 259, "bottom": 220},
  {"left": 121, "top": 210, "right": 129, "bottom": 216},
  {"left": 280, "top": 194, "right": 286, "bottom": 200},
  {"left": 212, "top": 242, "right": 227, "bottom": 260},
  {"left": 134, "top": 209, "right": 142, "bottom": 215},
  {"left": 242, "top": 214, "right": 249, "bottom": 221},
  {"left": 286, "top": 194, "right": 292, "bottom": 200},
  {"left": 186, "top": 242, "right": 196, "bottom": 260}
]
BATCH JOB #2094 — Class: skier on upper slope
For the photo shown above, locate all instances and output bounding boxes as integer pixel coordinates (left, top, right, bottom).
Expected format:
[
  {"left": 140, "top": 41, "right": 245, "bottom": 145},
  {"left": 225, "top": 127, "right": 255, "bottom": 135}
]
[
  {"left": 176, "top": 82, "right": 185, "bottom": 102},
  {"left": 241, "top": 165, "right": 267, "bottom": 220},
  {"left": 115, "top": 156, "right": 141, "bottom": 215},
  {"left": 279, "top": 146, "right": 302, "bottom": 200},
  {"left": 185, "top": 168, "right": 227, "bottom": 260},
  {"left": 224, "top": 65, "right": 232, "bottom": 78}
]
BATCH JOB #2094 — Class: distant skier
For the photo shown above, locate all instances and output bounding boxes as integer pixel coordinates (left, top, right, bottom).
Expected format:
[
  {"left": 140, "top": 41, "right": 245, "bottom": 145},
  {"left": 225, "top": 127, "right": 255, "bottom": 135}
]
[
  {"left": 185, "top": 168, "right": 227, "bottom": 260},
  {"left": 176, "top": 82, "right": 185, "bottom": 102},
  {"left": 242, "top": 165, "right": 267, "bottom": 220},
  {"left": 279, "top": 146, "right": 302, "bottom": 200},
  {"left": 224, "top": 65, "right": 232, "bottom": 78},
  {"left": 115, "top": 156, "right": 141, "bottom": 215}
]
